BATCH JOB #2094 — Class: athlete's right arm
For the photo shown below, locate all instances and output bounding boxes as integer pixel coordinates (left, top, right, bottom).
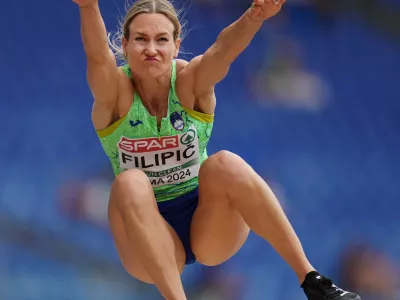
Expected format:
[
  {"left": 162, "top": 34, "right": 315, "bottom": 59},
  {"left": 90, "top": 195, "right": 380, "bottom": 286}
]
[{"left": 74, "top": 0, "right": 119, "bottom": 129}]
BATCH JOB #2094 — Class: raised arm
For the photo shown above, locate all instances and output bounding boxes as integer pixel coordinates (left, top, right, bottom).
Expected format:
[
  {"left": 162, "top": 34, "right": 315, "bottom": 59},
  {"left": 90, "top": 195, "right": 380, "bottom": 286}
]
[
  {"left": 74, "top": 0, "right": 120, "bottom": 130},
  {"left": 181, "top": 0, "right": 284, "bottom": 112}
]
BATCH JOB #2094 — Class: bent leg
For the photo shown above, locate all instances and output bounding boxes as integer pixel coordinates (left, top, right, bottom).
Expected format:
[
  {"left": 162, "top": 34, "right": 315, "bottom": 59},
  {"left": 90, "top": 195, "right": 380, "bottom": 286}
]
[
  {"left": 191, "top": 151, "right": 314, "bottom": 283},
  {"left": 191, "top": 166, "right": 250, "bottom": 266},
  {"left": 108, "top": 169, "right": 186, "bottom": 300}
]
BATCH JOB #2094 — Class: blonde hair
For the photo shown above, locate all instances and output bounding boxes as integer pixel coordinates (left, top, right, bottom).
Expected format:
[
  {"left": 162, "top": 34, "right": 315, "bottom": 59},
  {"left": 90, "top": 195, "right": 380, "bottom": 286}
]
[{"left": 109, "top": 0, "right": 185, "bottom": 63}]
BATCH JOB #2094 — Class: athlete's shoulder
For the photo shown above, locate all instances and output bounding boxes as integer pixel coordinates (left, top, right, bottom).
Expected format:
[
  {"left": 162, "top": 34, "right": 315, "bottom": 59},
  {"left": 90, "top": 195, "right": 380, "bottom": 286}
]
[
  {"left": 176, "top": 56, "right": 204, "bottom": 74},
  {"left": 175, "top": 59, "right": 189, "bottom": 74}
]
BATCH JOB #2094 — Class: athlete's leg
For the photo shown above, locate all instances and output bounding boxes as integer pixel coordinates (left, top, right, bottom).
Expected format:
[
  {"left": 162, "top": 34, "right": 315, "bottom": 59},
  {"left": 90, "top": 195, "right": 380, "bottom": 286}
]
[
  {"left": 108, "top": 169, "right": 186, "bottom": 300},
  {"left": 191, "top": 150, "right": 314, "bottom": 283}
]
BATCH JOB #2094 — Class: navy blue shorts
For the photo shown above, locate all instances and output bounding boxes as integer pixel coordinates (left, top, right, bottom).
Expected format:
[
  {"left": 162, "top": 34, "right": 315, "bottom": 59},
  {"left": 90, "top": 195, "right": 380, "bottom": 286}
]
[{"left": 157, "top": 187, "right": 199, "bottom": 265}]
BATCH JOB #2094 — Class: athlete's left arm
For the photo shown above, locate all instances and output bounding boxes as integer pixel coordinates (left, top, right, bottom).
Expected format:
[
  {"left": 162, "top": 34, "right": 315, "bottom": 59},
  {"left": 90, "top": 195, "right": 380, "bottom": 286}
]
[{"left": 183, "top": 0, "right": 285, "bottom": 110}]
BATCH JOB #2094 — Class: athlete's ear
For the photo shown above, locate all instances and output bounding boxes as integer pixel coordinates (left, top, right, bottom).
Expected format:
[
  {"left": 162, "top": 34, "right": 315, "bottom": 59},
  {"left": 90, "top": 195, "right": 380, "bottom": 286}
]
[{"left": 174, "top": 38, "right": 181, "bottom": 58}]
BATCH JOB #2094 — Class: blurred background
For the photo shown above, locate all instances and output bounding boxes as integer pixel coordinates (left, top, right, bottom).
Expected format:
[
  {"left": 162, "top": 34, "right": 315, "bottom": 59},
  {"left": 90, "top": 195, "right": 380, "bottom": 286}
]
[{"left": 1, "top": 0, "right": 400, "bottom": 299}]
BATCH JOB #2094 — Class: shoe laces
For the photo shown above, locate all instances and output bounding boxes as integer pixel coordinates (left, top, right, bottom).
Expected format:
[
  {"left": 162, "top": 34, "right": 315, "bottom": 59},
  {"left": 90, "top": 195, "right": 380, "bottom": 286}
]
[{"left": 316, "top": 276, "right": 344, "bottom": 299}]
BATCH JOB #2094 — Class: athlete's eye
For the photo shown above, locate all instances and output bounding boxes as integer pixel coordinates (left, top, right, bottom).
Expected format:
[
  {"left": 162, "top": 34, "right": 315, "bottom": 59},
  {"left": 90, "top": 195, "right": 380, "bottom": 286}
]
[
  {"left": 158, "top": 37, "right": 168, "bottom": 42},
  {"left": 135, "top": 37, "right": 145, "bottom": 41}
]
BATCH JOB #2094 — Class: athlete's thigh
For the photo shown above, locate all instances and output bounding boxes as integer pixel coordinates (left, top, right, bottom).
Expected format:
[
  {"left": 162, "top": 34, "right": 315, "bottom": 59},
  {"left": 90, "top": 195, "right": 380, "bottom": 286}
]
[
  {"left": 190, "top": 152, "right": 250, "bottom": 266},
  {"left": 108, "top": 171, "right": 186, "bottom": 283}
]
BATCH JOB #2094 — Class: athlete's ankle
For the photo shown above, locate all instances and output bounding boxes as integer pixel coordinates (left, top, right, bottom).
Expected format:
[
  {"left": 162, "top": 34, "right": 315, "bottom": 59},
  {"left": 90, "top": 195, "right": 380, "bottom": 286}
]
[{"left": 296, "top": 265, "right": 316, "bottom": 284}]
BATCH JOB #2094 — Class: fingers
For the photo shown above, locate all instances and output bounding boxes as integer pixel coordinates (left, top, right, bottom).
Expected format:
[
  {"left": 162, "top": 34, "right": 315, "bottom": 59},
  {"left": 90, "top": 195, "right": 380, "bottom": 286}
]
[
  {"left": 263, "top": 0, "right": 285, "bottom": 6},
  {"left": 274, "top": 0, "right": 285, "bottom": 6},
  {"left": 250, "top": 0, "right": 284, "bottom": 20}
]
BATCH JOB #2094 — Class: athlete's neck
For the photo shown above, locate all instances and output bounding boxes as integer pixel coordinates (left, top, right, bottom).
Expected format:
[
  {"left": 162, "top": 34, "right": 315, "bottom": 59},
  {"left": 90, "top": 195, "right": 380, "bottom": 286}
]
[{"left": 133, "top": 74, "right": 171, "bottom": 119}]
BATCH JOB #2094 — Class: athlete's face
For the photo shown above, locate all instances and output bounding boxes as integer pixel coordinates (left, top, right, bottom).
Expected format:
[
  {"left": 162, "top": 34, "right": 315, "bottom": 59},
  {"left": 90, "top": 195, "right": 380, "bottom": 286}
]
[{"left": 123, "top": 13, "right": 180, "bottom": 77}]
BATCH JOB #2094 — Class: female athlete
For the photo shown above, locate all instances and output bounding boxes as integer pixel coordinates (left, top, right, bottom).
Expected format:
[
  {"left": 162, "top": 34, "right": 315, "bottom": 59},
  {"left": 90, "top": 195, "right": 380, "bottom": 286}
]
[{"left": 73, "top": 0, "right": 361, "bottom": 299}]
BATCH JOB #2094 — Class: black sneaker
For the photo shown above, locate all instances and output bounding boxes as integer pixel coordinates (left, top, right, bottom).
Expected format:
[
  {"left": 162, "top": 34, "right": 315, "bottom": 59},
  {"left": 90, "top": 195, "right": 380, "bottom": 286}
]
[{"left": 301, "top": 271, "right": 361, "bottom": 300}]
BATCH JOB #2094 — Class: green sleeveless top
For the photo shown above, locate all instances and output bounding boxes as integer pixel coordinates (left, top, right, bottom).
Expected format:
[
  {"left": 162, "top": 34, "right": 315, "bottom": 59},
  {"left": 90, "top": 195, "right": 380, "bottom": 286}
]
[{"left": 96, "top": 61, "right": 214, "bottom": 202}]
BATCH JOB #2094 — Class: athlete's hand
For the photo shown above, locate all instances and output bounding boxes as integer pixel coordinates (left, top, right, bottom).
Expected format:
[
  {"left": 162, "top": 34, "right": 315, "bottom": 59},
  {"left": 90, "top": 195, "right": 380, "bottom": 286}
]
[
  {"left": 72, "top": 0, "right": 98, "bottom": 8},
  {"left": 248, "top": 0, "right": 285, "bottom": 22}
]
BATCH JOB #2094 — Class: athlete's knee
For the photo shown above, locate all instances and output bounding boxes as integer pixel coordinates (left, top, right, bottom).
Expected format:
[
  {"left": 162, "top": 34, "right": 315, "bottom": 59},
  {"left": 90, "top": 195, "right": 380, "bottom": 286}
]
[
  {"left": 202, "top": 150, "right": 240, "bottom": 172},
  {"left": 201, "top": 150, "right": 251, "bottom": 183},
  {"left": 110, "top": 169, "right": 154, "bottom": 212}
]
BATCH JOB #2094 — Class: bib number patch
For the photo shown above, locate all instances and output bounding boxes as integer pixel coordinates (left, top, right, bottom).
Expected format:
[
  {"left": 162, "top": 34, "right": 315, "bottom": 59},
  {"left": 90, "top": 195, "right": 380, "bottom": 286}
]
[{"left": 117, "top": 127, "right": 200, "bottom": 187}]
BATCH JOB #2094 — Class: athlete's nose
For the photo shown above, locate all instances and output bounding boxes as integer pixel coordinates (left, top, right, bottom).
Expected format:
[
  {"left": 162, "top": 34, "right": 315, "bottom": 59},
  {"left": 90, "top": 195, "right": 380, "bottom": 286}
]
[{"left": 145, "top": 41, "right": 158, "bottom": 57}]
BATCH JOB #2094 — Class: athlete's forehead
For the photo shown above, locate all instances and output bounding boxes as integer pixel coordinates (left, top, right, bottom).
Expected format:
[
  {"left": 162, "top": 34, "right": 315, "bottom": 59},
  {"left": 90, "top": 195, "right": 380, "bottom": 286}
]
[
  {"left": 132, "top": 30, "right": 170, "bottom": 37},
  {"left": 129, "top": 13, "right": 174, "bottom": 36}
]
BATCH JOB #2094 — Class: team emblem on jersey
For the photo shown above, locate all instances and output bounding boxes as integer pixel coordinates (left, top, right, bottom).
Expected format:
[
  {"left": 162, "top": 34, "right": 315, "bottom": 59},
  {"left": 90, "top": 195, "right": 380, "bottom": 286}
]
[{"left": 170, "top": 111, "right": 185, "bottom": 131}]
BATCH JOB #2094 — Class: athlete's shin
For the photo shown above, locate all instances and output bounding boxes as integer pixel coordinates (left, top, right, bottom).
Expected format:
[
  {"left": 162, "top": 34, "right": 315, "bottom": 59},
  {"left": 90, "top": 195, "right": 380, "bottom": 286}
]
[
  {"left": 110, "top": 169, "right": 187, "bottom": 300},
  {"left": 207, "top": 151, "right": 315, "bottom": 283}
]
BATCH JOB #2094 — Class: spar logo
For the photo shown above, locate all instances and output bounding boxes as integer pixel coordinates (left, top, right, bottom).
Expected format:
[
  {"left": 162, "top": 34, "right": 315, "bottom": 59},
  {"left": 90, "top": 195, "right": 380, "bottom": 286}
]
[{"left": 118, "top": 136, "right": 179, "bottom": 153}]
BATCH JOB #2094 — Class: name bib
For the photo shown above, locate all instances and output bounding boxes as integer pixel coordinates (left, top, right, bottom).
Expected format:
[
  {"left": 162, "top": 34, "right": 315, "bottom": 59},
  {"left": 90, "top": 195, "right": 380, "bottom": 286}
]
[{"left": 117, "top": 127, "right": 200, "bottom": 187}]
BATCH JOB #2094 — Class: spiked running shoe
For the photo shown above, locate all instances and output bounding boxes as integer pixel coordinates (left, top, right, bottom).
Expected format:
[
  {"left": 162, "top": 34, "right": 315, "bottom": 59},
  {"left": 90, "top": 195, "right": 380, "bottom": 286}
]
[{"left": 301, "top": 271, "right": 361, "bottom": 300}]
